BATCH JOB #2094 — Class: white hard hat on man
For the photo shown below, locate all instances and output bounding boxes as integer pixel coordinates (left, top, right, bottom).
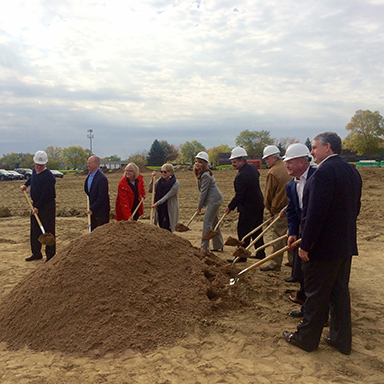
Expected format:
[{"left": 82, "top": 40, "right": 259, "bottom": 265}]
[
  {"left": 33, "top": 150, "right": 48, "bottom": 164},
  {"left": 283, "top": 143, "right": 310, "bottom": 162},
  {"left": 262, "top": 145, "right": 280, "bottom": 159},
  {"left": 229, "top": 146, "right": 248, "bottom": 160}
]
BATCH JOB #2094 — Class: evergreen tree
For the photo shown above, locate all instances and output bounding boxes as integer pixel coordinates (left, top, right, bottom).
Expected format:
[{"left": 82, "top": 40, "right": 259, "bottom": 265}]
[
  {"left": 147, "top": 140, "right": 166, "bottom": 166},
  {"left": 305, "top": 137, "right": 312, "bottom": 151}
]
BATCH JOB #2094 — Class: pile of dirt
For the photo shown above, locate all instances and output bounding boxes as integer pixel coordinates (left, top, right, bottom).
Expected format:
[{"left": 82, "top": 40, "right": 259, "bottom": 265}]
[{"left": 0, "top": 221, "right": 246, "bottom": 357}]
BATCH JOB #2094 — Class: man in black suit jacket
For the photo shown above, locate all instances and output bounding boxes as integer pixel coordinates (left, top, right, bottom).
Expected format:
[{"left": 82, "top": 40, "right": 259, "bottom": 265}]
[
  {"left": 225, "top": 146, "right": 265, "bottom": 262},
  {"left": 283, "top": 132, "right": 362, "bottom": 355},
  {"left": 85, "top": 155, "right": 110, "bottom": 231},
  {"left": 282, "top": 143, "right": 316, "bottom": 313}
]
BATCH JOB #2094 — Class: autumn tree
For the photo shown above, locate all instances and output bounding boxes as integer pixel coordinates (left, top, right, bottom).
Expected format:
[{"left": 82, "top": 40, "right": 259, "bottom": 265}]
[
  {"left": 62, "top": 146, "right": 89, "bottom": 169},
  {"left": 0, "top": 152, "right": 21, "bottom": 169},
  {"left": 159, "top": 140, "right": 179, "bottom": 163},
  {"left": 274, "top": 137, "right": 299, "bottom": 153},
  {"left": 235, "top": 130, "right": 274, "bottom": 157},
  {"left": 207, "top": 144, "right": 232, "bottom": 166},
  {"left": 45, "top": 146, "right": 63, "bottom": 170},
  {"left": 128, "top": 150, "right": 148, "bottom": 168},
  {"left": 180, "top": 141, "right": 206, "bottom": 164},
  {"left": 343, "top": 110, "right": 384, "bottom": 156}
]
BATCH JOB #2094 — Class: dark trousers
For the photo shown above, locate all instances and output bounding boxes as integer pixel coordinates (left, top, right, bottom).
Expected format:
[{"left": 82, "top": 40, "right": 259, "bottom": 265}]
[
  {"left": 238, "top": 209, "right": 265, "bottom": 258},
  {"left": 90, "top": 213, "right": 109, "bottom": 231},
  {"left": 30, "top": 202, "right": 56, "bottom": 260},
  {"left": 158, "top": 209, "right": 171, "bottom": 232},
  {"left": 295, "top": 256, "right": 352, "bottom": 353},
  {"left": 292, "top": 249, "right": 306, "bottom": 302}
]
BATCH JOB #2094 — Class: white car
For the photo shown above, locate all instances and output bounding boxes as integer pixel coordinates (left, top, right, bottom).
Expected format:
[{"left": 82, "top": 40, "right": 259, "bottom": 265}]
[
  {"left": 51, "top": 170, "right": 64, "bottom": 178},
  {"left": 6, "top": 171, "right": 24, "bottom": 180}
]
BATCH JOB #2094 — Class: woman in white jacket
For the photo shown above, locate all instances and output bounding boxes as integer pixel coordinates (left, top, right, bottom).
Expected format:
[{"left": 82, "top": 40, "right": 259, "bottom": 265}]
[{"left": 194, "top": 152, "right": 224, "bottom": 251}]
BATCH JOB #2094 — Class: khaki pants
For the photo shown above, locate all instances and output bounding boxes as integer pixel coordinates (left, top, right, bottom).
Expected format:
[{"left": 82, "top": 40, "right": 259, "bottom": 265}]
[{"left": 268, "top": 216, "right": 294, "bottom": 269}]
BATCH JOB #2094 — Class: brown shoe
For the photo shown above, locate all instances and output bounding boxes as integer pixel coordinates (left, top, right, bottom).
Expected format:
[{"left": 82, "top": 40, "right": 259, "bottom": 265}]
[{"left": 289, "top": 294, "right": 305, "bottom": 305}]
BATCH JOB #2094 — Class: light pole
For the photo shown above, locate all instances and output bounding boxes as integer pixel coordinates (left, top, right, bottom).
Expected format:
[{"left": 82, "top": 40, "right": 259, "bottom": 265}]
[{"left": 87, "top": 129, "right": 94, "bottom": 155}]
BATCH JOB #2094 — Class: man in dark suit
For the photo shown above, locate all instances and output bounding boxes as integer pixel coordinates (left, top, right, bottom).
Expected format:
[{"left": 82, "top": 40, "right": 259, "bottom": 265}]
[
  {"left": 282, "top": 143, "right": 316, "bottom": 316},
  {"left": 225, "top": 146, "right": 265, "bottom": 263},
  {"left": 283, "top": 132, "right": 362, "bottom": 355},
  {"left": 85, "top": 155, "right": 110, "bottom": 231}
]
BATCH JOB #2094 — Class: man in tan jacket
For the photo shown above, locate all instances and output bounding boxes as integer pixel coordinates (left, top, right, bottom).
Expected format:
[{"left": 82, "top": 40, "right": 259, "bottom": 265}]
[{"left": 261, "top": 145, "right": 293, "bottom": 271}]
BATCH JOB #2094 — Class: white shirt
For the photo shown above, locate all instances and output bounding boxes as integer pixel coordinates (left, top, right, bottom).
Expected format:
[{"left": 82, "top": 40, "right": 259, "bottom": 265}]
[{"left": 295, "top": 166, "right": 310, "bottom": 209}]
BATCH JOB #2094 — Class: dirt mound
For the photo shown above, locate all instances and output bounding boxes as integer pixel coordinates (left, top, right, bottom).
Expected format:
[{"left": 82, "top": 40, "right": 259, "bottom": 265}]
[{"left": 0, "top": 221, "right": 245, "bottom": 357}]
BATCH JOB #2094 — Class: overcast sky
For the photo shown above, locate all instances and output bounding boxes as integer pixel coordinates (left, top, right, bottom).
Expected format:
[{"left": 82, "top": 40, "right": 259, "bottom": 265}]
[{"left": 1, "top": 0, "right": 383, "bottom": 159}]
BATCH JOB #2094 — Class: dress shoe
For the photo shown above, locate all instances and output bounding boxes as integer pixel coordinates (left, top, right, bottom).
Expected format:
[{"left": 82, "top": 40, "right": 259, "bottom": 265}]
[
  {"left": 282, "top": 331, "right": 312, "bottom": 352},
  {"left": 227, "top": 257, "right": 247, "bottom": 263},
  {"left": 289, "top": 310, "right": 304, "bottom": 318},
  {"left": 211, "top": 248, "right": 223, "bottom": 252},
  {"left": 25, "top": 255, "right": 43, "bottom": 262},
  {"left": 289, "top": 294, "right": 305, "bottom": 305},
  {"left": 260, "top": 265, "right": 281, "bottom": 272},
  {"left": 284, "top": 277, "right": 299, "bottom": 283},
  {"left": 323, "top": 334, "right": 350, "bottom": 355}
]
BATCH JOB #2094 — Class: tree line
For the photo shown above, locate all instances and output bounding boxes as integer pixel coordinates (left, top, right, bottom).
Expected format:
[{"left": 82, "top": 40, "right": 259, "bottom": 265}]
[{"left": 1, "top": 110, "right": 383, "bottom": 170}]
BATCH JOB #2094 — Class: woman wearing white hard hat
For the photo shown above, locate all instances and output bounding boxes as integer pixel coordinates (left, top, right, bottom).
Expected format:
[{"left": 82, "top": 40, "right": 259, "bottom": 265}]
[
  {"left": 194, "top": 151, "right": 224, "bottom": 251},
  {"left": 20, "top": 150, "right": 56, "bottom": 262}
]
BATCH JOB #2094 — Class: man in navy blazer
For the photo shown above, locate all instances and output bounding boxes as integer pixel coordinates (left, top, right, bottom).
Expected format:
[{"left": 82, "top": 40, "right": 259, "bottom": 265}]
[
  {"left": 282, "top": 143, "right": 316, "bottom": 315},
  {"left": 85, "top": 155, "right": 110, "bottom": 231},
  {"left": 283, "top": 132, "right": 362, "bottom": 355}
]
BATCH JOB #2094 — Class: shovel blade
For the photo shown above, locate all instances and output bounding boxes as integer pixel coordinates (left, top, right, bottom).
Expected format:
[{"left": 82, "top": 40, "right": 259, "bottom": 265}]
[
  {"left": 202, "top": 229, "right": 218, "bottom": 241},
  {"left": 175, "top": 223, "right": 190, "bottom": 232},
  {"left": 38, "top": 233, "right": 55, "bottom": 246},
  {"left": 232, "top": 246, "right": 251, "bottom": 258},
  {"left": 224, "top": 236, "right": 244, "bottom": 246}
]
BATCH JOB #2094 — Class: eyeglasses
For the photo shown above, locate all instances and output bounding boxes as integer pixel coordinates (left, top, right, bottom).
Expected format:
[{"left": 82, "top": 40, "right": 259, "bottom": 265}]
[{"left": 160, "top": 171, "right": 167, "bottom": 174}]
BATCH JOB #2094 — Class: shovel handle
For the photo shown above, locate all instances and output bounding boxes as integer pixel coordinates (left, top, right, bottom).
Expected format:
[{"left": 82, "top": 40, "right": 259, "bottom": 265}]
[
  {"left": 245, "top": 215, "right": 281, "bottom": 251},
  {"left": 87, "top": 196, "right": 91, "bottom": 232},
  {"left": 250, "top": 234, "right": 288, "bottom": 258},
  {"left": 238, "top": 239, "right": 302, "bottom": 276},
  {"left": 23, "top": 190, "right": 45, "bottom": 233},
  {"left": 186, "top": 211, "right": 198, "bottom": 227},
  {"left": 150, "top": 175, "right": 156, "bottom": 224},
  {"left": 241, "top": 216, "right": 274, "bottom": 243},
  {"left": 131, "top": 198, "right": 144, "bottom": 218},
  {"left": 213, "top": 212, "right": 227, "bottom": 231}
]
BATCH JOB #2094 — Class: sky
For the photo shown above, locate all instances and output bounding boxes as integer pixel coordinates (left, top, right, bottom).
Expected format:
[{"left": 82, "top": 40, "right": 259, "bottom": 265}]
[{"left": 1, "top": 0, "right": 384, "bottom": 159}]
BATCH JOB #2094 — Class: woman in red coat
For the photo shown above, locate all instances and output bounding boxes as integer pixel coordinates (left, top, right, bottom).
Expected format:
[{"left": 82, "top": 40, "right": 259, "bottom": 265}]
[{"left": 115, "top": 163, "right": 146, "bottom": 221}]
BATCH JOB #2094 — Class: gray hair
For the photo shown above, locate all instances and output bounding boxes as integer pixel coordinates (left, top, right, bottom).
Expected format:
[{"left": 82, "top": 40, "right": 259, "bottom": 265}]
[{"left": 313, "top": 132, "right": 342, "bottom": 155}]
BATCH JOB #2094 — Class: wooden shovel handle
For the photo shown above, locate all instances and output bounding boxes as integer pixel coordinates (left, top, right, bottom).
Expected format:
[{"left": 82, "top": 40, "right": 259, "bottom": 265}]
[
  {"left": 150, "top": 175, "right": 156, "bottom": 224},
  {"left": 23, "top": 190, "right": 44, "bottom": 229},
  {"left": 250, "top": 234, "right": 288, "bottom": 257},
  {"left": 87, "top": 196, "right": 91, "bottom": 226},
  {"left": 131, "top": 198, "right": 144, "bottom": 218},
  {"left": 186, "top": 211, "right": 198, "bottom": 227},
  {"left": 245, "top": 215, "right": 281, "bottom": 251},
  {"left": 238, "top": 239, "right": 302, "bottom": 276},
  {"left": 241, "top": 216, "right": 274, "bottom": 243},
  {"left": 213, "top": 212, "right": 227, "bottom": 231}
]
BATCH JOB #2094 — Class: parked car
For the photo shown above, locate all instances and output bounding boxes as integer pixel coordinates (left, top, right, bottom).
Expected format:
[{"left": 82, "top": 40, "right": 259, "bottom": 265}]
[
  {"left": 0, "top": 169, "right": 13, "bottom": 181},
  {"left": 7, "top": 170, "right": 25, "bottom": 180},
  {"left": 15, "top": 168, "right": 33, "bottom": 180},
  {"left": 51, "top": 170, "right": 64, "bottom": 178}
]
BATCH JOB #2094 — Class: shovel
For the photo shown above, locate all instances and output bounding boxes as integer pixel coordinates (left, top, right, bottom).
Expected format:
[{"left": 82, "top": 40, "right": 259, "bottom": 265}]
[
  {"left": 87, "top": 196, "right": 91, "bottom": 233},
  {"left": 228, "top": 239, "right": 302, "bottom": 285},
  {"left": 175, "top": 211, "right": 198, "bottom": 232},
  {"left": 224, "top": 216, "right": 274, "bottom": 246},
  {"left": 232, "top": 215, "right": 281, "bottom": 258},
  {"left": 131, "top": 198, "right": 144, "bottom": 219},
  {"left": 23, "top": 190, "right": 55, "bottom": 246},
  {"left": 201, "top": 212, "right": 227, "bottom": 241},
  {"left": 231, "top": 234, "right": 288, "bottom": 266}
]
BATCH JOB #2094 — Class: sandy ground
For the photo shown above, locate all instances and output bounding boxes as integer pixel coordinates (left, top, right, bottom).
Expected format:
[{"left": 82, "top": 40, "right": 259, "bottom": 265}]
[{"left": 0, "top": 168, "right": 383, "bottom": 383}]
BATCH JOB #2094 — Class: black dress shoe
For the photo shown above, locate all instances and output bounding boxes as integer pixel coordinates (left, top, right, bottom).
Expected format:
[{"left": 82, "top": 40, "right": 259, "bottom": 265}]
[
  {"left": 283, "top": 331, "right": 313, "bottom": 352},
  {"left": 284, "top": 277, "right": 299, "bottom": 283},
  {"left": 284, "top": 262, "right": 293, "bottom": 267},
  {"left": 227, "top": 257, "right": 247, "bottom": 263},
  {"left": 260, "top": 265, "right": 281, "bottom": 272},
  {"left": 323, "top": 334, "right": 350, "bottom": 355},
  {"left": 289, "top": 310, "right": 304, "bottom": 318},
  {"left": 25, "top": 255, "right": 43, "bottom": 262}
]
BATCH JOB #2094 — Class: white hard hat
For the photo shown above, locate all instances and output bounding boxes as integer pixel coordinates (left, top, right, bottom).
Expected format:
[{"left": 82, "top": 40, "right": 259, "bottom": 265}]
[
  {"left": 262, "top": 145, "right": 280, "bottom": 159},
  {"left": 195, "top": 151, "right": 209, "bottom": 162},
  {"left": 283, "top": 143, "right": 310, "bottom": 162},
  {"left": 33, "top": 150, "right": 48, "bottom": 165},
  {"left": 229, "top": 146, "right": 247, "bottom": 160}
]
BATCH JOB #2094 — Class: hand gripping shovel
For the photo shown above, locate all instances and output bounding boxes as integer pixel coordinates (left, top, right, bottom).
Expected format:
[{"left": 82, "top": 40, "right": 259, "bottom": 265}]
[
  {"left": 231, "top": 234, "right": 288, "bottom": 266},
  {"left": 175, "top": 211, "right": 198, "bottom": 232},
  {"left": 201, "top": 212, "right": 227, "bottom": 241},
  {"left": 224, "top": 216, "right": 274, "bottom": 246},
  {"left": 232, "top": 215, "right": 281, "bottom": 258},
  {"left": 23, "top": 190, "right": 55, "bottom": 246},
  {"left": 228, "top": 239, "right": 301, "bottom": 285}
]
